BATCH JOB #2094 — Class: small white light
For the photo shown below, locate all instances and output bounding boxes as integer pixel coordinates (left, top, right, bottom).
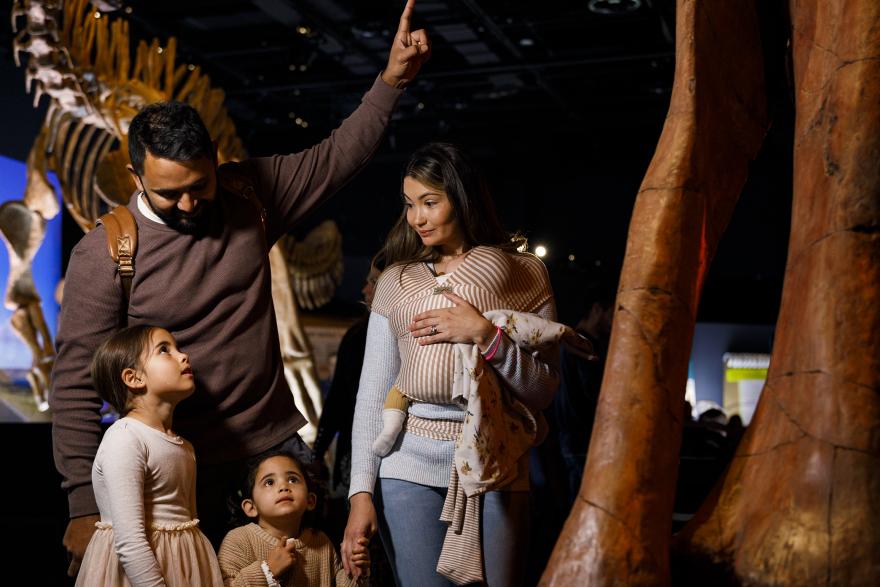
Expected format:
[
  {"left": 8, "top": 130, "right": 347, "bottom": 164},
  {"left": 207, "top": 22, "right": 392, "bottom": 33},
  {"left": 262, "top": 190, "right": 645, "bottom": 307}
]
[
  {"left": 295, "top": 117, "right": 303, "bottom": 124},
  {"left": 187, "top": 64, "right": 196, "bottom": 71},
  {"left": 535, "top": 245, "right": 547, "bottom": 258},
  {"left": 301, "top": 121, "right": 308, "bottom": 128},
  {"left": 568, "top": 254, "right": 575, "bottom": 261},
  {"left": 297, "top": 26, "right": 310, "bottom": 35},
  {"left": 94, "top": 11, "right": 102, "bottom": 19},
  {"left": 417, "top": 102, "right": 425, "bottom": 110},
  {"left": 157, "top": 47, "right": 164, "bottom": 54},
  {"left": 299, "top": 64, "right": 307, "bottom": 72}
]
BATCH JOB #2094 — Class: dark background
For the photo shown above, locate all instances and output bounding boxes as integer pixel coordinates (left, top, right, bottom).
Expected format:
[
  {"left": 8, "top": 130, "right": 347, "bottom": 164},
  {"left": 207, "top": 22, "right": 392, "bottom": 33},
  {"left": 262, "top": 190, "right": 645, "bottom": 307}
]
[{"left": 0, "top": 0, "right": 793, "bottom": 583}]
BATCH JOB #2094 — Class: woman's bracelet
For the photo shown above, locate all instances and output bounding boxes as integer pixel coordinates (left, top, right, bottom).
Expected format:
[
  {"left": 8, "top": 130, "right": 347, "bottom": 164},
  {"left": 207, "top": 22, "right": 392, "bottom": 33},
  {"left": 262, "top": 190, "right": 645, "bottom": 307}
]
[
  {"left": 261, "top": 561, "right": 280, "bottom": 587},
  {"left": 481, "top": 326, "right": 503, "bottom": 361}
]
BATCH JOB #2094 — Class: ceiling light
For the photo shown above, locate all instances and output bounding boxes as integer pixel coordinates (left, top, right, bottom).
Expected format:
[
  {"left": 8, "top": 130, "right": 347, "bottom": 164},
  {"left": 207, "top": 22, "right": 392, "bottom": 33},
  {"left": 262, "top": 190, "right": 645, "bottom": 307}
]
[
  {"left": 518, "top": 38, "right": 534, "bottom": 47},
  {"left": 299, "top": 65, "right": 307, "bottom": 72},
  {"left": 568, "top": 254, "right": 576, "bottom": 261},
  {"left": 297, "top": 26, "right": 311, "bottom": 35},
  {"left": 535, "top": 245, "right": 548, "bottom": 258},
  {"left": 588, "top": 0, "right": 642, "bottom": 15},
  {"left": 94, "top": 11, "right": 101, "bottom": 19}
]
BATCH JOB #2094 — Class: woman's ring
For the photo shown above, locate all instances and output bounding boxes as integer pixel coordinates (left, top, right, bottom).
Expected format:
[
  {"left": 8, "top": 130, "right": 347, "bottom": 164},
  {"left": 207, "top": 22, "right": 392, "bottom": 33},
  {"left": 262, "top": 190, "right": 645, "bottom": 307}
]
[{"left": 430, "top": 325, "right": 437, "bottom": 335}]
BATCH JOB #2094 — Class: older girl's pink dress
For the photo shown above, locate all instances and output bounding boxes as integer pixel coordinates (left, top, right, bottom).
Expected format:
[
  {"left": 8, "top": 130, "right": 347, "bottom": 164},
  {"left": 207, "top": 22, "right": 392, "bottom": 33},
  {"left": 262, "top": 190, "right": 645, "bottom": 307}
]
[{"left": 75, "top": 417, "right": 223, "bottom": 586}]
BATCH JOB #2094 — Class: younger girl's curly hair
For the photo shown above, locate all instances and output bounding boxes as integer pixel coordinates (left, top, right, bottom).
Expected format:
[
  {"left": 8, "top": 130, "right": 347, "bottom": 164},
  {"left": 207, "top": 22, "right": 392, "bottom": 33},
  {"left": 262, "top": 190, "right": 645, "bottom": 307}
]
[{"left": 228, "top": 449, "right": 322, "bottom": 529}]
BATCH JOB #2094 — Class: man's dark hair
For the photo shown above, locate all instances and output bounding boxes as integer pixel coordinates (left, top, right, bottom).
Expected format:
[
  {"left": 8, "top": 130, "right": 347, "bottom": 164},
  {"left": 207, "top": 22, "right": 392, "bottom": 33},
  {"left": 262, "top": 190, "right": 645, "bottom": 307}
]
[{"left": 128, "top": 101, "right": 214, "bottom": 174}]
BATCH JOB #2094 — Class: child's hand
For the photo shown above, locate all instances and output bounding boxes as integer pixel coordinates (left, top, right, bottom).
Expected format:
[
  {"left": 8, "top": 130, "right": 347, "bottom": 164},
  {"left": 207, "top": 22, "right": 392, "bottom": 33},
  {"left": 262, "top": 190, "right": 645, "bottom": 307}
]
[
  {"left": 350, "top": 536, "right": 371, "bottom": 571},
  {"left": 267, "top": 535, "right": 297, "bottom": 578}
]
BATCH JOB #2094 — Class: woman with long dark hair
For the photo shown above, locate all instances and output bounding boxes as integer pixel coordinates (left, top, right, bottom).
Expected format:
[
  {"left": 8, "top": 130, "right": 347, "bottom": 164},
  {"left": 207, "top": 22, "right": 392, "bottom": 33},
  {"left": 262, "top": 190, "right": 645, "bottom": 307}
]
[{"left": 341, "top": 143, "right": 560, "bottom": 586}]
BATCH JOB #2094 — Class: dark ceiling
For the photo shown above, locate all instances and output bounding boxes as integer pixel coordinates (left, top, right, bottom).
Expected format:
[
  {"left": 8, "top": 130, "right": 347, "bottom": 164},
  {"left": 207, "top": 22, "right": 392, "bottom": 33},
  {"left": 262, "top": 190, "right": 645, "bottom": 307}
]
[
  {"left": 1, "top": 0, "right": 794, "bottom": 324},
  {"left": 121, "top": 0, "right": 676, "bottom": 155}
]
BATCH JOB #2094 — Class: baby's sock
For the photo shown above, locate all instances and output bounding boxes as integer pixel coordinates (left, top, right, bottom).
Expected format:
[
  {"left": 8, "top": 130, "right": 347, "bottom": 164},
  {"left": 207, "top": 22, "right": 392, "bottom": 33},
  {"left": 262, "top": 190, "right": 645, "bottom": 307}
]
[{"left": 372, "top": 409, "right": 406, "bottom": 456}]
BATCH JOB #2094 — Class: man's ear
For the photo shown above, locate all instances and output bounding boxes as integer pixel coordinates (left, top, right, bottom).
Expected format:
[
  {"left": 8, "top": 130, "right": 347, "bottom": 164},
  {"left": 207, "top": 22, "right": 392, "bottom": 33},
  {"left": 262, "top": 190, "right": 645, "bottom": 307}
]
[
  {"left": 121, "top": 367, "right": 145, "bottom": 390},
  {"left": 241, "top": 498, "right": 259, "bottom": 519},
  {"left": 306, "top": 492, "right": 317, "bottom": 512},
  {"left": 126, "top": 164, "right": 145, "bottom": 192}
]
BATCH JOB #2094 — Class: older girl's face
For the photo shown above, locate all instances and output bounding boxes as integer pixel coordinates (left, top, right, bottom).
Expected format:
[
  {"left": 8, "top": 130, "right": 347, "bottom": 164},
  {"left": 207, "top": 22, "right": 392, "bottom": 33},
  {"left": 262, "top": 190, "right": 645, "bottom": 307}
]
[{"left": 403, "top": 176, "right": 463, "bottom": 251}]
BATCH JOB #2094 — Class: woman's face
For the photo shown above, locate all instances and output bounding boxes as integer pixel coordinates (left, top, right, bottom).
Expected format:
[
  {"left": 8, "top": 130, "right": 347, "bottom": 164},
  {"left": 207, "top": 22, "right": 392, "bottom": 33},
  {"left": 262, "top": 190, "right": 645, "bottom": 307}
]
[{"left": 403, "top": 176, "right": 463, "bottom": 250}]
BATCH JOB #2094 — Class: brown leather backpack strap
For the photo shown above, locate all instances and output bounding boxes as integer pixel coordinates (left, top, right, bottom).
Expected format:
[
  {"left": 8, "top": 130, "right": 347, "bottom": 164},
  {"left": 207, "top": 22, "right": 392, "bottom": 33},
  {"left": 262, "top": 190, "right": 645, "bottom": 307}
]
[{"left": 99, "top": 206, "right": 138, "bottom": 299}]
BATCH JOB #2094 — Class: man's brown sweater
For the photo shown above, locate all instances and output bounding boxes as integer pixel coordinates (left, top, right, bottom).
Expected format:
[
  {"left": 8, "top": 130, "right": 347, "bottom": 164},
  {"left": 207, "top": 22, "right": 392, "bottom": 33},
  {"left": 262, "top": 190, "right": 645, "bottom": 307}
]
[{"left": 50, "top": 77, "right": 402, "bottom": 517}]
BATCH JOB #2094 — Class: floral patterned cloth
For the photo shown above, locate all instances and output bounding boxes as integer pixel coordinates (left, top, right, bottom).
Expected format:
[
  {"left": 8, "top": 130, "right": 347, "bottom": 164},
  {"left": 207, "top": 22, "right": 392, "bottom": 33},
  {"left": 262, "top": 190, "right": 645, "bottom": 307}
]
[{"left": 437, "top": 310, "right": 595, "bottom": 584}]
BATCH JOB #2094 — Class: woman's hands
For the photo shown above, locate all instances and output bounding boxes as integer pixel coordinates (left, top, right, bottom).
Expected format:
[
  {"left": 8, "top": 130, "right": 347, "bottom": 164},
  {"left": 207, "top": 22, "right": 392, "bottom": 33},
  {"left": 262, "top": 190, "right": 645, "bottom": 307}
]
[
  {"left": 409, "top": 292, "right": 497, "bottom": 351},
  {"left": 342, "top": 493, "right": 378, "bottom": 579}
]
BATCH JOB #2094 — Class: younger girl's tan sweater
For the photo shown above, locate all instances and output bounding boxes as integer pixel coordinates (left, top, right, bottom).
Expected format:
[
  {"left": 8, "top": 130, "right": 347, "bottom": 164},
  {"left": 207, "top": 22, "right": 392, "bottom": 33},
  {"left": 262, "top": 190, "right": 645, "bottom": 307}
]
[{"left": 218, "top": 523, "right": 356, "bottom": 587}]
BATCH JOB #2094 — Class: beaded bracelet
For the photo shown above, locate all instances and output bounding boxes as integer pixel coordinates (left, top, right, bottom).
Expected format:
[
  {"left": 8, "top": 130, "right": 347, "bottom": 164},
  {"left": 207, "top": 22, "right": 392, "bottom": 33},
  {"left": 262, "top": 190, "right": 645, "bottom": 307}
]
[{"left": 481, "top": 326, "right": 503, "bottom": 361}]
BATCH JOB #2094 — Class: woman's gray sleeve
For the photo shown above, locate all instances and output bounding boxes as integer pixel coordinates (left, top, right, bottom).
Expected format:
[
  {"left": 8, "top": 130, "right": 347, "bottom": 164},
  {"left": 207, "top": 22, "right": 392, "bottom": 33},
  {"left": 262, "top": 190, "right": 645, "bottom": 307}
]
[
  {"left": 487, "top": 298, "right": 561, "bottom": 411},
  {"left": 348, "top": 312, "right": 400, "bottom": 497}
]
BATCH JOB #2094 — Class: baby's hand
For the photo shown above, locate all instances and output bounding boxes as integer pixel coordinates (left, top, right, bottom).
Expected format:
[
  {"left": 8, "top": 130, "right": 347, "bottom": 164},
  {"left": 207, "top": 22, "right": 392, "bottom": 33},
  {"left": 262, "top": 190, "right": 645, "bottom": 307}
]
[
  {"left": 267, "top": 535, "right": 297, "bottom": 577},
  {"left": 350, "top": 536, "right": 371, "bottom": 571}
]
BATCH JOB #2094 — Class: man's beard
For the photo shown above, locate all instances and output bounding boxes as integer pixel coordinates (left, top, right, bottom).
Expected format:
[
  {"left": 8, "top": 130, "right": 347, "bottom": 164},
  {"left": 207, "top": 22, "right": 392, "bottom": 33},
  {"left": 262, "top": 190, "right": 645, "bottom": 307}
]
[{"left": 144, "top": 194, "right": 212, "bottom": 234}]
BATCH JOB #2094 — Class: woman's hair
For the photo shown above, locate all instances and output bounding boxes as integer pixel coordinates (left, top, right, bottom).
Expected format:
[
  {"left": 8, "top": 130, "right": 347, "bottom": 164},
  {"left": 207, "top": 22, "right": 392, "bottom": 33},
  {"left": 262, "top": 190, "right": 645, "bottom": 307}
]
[
  {"left": 229, "top": 450, "right": 320, "bottom": 528},
  {"left": 90, "top": 325, "right": 156, "bottom": 416},
  {"left": 378, "top": 142, "right": 526, "bottom": 269}
]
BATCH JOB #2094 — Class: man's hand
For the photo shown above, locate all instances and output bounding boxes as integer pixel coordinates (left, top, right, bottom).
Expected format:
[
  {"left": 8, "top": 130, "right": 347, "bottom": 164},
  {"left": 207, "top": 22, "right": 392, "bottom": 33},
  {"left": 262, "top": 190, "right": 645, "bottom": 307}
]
[
  {"left": 381, "top": 0, "right": 431, "bottom": 89},
  {"left": 63, "top": 514, "right": 99, "bottom": 577}
]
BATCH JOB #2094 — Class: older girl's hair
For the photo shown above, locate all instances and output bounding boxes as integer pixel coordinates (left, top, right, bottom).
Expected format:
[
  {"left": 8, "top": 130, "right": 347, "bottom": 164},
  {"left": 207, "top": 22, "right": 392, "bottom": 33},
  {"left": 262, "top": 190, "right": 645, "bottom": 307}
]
[
  {"left": 378, "top": 142, "right": 526, "bottom": 270},
  {"left": 90, "top": 325, "right": 156, "bottom": 415}
]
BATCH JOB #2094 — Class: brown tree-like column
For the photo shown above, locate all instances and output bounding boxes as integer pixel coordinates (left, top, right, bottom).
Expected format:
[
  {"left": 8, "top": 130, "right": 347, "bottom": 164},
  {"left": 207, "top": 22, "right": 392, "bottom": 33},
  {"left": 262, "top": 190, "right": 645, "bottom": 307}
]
[
  {"left": 541, "top": 0, "right": 768, "bottom": 584},
  {"left": 672, "top": 1, "right": 880, "bottom": 584}
]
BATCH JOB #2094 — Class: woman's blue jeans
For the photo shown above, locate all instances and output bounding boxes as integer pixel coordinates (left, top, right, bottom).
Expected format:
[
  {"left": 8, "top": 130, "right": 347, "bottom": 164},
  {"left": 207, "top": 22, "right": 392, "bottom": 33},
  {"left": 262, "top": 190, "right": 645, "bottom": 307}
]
[{"left": 376, "top": 477, "right": 530, "bottom": 586}]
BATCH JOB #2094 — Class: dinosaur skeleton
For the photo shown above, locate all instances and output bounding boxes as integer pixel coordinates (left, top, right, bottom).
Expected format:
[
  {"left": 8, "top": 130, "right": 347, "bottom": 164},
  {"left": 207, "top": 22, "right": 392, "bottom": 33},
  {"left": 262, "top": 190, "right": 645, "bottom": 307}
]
[{"left": 6, "top": 0, "right": 341, "bottom": 442}]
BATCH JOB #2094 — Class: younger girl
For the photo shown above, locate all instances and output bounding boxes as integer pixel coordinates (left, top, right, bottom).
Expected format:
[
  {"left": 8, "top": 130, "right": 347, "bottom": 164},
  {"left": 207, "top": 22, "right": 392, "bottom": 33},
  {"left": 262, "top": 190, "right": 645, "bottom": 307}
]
[
  {"left": 76, "top": 325, "right": 223, "bottom": 586},
  {"left": 218, "top": 451, "right": 369, "bottom": 586}
]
